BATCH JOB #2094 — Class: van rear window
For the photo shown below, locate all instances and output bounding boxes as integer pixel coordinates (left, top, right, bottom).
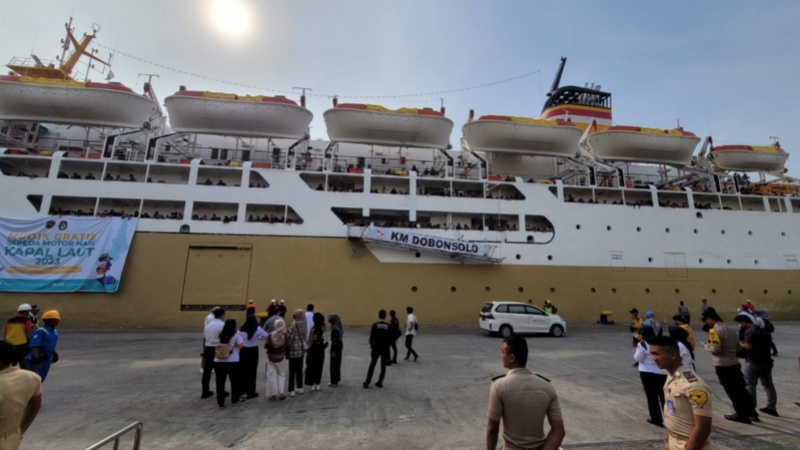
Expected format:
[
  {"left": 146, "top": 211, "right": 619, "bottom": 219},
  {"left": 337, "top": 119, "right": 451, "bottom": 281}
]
[{"left": 481, "top": 303, "right": 493, "bottom": 313}]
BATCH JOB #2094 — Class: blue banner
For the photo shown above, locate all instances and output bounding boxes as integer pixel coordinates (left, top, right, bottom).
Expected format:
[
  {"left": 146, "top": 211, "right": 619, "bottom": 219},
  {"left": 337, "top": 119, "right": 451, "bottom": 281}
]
[{"left": 0, "top": 216, "right": 138, "bottom": 292}]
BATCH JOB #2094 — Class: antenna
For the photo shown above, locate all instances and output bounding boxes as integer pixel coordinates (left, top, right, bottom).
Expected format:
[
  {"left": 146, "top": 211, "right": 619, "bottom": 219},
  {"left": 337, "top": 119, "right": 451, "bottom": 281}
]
[
  {"left": 138, "top": 73, "right": 160, "bottom": 85},
  {"left": 293, "top": 86, "right": 312, "bottom": 108}
]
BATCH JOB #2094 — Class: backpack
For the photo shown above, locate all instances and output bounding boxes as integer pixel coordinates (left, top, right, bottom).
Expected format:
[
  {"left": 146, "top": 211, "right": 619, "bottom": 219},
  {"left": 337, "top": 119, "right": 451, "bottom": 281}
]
[
  {"left": 215, "top": 342, "right": 231, "bottom": 359},
  {"left": 764, "top": 319, "right": 775, "bottom": 334}
]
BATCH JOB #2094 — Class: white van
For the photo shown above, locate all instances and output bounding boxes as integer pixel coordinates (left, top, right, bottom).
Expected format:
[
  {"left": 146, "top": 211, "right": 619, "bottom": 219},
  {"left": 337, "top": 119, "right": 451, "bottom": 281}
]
[{"left": 479, "top": 301, "right": 567, "bottom": 338}]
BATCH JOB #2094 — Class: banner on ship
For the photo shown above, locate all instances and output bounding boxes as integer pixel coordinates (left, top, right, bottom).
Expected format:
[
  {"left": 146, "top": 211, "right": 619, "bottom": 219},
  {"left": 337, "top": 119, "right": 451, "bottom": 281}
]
[
  {"left": 364, "top": 226, "right": 489, "bottom": 257},
  {"left": 0, "top": 216, "right": 138, "bottom": 293}
]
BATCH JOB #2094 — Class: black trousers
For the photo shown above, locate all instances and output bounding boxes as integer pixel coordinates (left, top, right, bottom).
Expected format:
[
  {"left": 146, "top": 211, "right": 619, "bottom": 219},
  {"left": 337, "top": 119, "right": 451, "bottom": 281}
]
[
  {"left": 639, "top": 372, "right": 667, "bottom": 424},
  {"left": 405, "top": 335, "right": 418, "bottom": 360},
  {"left": 390, "top": 339, "right": 398, "bottom": 363},
  {"left": 715, "top": 364, "right": 756, "bottom": 417},
  {"left": 215, "top": 362, "right": 241, "bottom": 407},
  {"left": 239, "top": 346, "right": 259, "bottom": 396},
  {"left": 201, "top": 346, "right": 215, "bottom": 394},
  {"left": 288, "top": 356, "right": 304, "bottom": 392},
  {"left": 365, "top": 347, "right": 388, "bottom": 385},
  {"left": 12, "top": 344, "right": 28, "bottom": 369},
  {"left": 330, "top": 341, "right": 343, "bottom": 385}
]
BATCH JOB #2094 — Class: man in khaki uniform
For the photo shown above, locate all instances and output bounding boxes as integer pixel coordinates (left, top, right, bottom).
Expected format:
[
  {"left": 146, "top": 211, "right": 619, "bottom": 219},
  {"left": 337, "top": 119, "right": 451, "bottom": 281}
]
[
  {"left": 649, "top": 336, "right": 713, "bottom": 450},
  {"left": 486, "top": 336, "right": 565, "bottom": 450},
  {"left": 0, "top": 340, "right": 42, "bottom": 449}
]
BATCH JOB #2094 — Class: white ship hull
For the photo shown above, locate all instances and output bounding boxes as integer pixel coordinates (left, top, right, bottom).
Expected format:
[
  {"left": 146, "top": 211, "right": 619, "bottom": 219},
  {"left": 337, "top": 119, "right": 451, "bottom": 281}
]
[
  {"left": 588, "top": 130, "right": 701, "bottom": 165},
  {"left": 0, "top": 79, "right": 157, "bottom": 129},
  {"left": 462, "top": 120, "right": 582, "bottom": 157},
  {"left": 324, "top": 108, "right": 454, "bottom": 148},
  {"left": 164, "top": 95, "right": 313, "bottom": 139},
  {"left": 711, "top": 149, "right": 789, "bottom": 172}
]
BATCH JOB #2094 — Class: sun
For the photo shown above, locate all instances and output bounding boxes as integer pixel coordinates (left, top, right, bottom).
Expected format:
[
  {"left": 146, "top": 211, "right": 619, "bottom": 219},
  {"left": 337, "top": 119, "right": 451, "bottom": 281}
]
[{"left": 210, "top": 0, "right": 252, "bottom": 38}]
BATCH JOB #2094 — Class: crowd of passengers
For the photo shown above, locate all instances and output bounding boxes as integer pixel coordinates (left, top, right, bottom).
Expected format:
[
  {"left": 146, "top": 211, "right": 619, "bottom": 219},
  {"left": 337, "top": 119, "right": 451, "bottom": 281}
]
[
  {"left": 342, "top": 220, "right": 553, "bottom": 232},
  {"left": 246, "top": 215, "right": 303, "bottom": 224},
  {"left": 565, "top": 195, "right": 716, "bottom": 210},
  {"left": 47, "top": 207, "right": 182, "bottom": 219}
]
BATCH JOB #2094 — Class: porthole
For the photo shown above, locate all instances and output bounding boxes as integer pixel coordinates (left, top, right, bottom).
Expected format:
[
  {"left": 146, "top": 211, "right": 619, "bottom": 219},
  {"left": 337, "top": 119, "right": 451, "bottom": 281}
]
[
  {"left": 527, "top": 235, "right": 534, "bottom": 242},
  {"left": 693, "top": 229, "right": 698, "bottom": 234},
  {"left": 576, "top": 224, "right": 581, "bottom": 230},
  {"left": 699, "top": 258, "right": 703, "bottom": 264},
  {"left": 721, "top": 230, "right": 726, "bottom": 235},
  {"left": 739, "top": 289, "right": 744, "bottom": 294},
  {"left": 645, "top": 288, "right": 651, "bottom": 294},
  {"left": 611, "top": 288, "right": 617, "bottom": 294},
  {"left": 665, "top": 228, "right": 671, "bottom": 233},
  {"left": 411, "top": 286, "right": 418, "bottom": 293},
  {"left": 781, "top": 232, "right": 786, "bottom": 237},
  {"left": 516, "top": 254, "right": 521, "bottom": 260},
  {"left": 518, "top": 287, "right": 524, "bottom": 293},
  {"left": 788, "top": 290, "right": 793, "bottom": 295},
  {"left": 648, "top": 257, "right": 653, "bottom": 263},
  {"left": 547, "top": 255, "right": 553, "bottom": 261},
  {"left": 754, "top": 259, "right": 759, "bottom": 265},
  {"left": 415, "top": 252, "right": 421, "bottom": 258},
  {"left": 748, "top": 231, "right": 753, "bottom": 236},
  {"left": 549, "top": 287, "right": 555, "bottom": 294},
  {"left": 590, "top": 287, "right": 596, "bottom": 293},
  {"left": 727, "top": 259, "right": 732, "bottom": 264},
  {"left": 636, "top": 226, "right": 641, "bottom": 232},
  {"left": 606, "top": 225, "right": 612, "bottom": 231},
  {"left": 485, "top": 286, "right": 491, "bottom": 293},
  {"left": 763, "top": 289, "right": 768, "bottom": 295},
  {"left": 675, "top": 288, "right": 680, "bottom": 294},
  {"left": 696, "top": 212, "right": 703, "bottom": 219},
  {"left": 450, "top": 286, "right": 457, "bottom": 293},
  {"left": 711, "top": 289, "right": 717, "bottom": 294}
]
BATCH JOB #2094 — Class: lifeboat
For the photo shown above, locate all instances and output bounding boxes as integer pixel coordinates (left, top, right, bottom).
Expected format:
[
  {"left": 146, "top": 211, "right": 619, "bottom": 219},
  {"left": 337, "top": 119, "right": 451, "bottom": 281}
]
[
  {"left": 324, "top": 103, "right": 454, "bottom": 148},
  {"left": 462, "top": 115, "right": 581, "bottom": 157},
  {"left": 710, "top": 144, "right": 788, "bottom": 172},
  {"left": 587, "top": 126, "right": 701, "bottom": 165},
  {"left": 0, "top": 75, "right": 159, "bottom": 128},
  {"left": 164, "top": 90, "right": 313, "bottom": 139}
]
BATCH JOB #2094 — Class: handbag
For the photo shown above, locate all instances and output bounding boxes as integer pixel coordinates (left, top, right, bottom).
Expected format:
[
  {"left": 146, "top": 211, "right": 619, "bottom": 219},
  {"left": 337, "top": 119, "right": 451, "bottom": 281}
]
[{"left": 215, "top": 342, "right": 231, "bottom": 359}]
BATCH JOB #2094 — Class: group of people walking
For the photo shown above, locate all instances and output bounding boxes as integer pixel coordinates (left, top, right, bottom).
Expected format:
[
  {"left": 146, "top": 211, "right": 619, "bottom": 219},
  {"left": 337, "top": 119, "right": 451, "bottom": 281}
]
[
  {"left": 201, "top": 302, "right": 419, "bottom": 409},
  {"left": 3, "top": 303, "right": 61, "bottom": 382}
]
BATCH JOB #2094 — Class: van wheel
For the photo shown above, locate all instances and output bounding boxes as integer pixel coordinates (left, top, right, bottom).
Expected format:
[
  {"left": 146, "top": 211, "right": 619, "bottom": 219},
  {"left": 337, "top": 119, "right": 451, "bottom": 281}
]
[
  {"left": 499, "top": 325, "right": 513, "bottom": 338},
  {"left": 550, "top": 325, "right": 564, "bottom": 337}
]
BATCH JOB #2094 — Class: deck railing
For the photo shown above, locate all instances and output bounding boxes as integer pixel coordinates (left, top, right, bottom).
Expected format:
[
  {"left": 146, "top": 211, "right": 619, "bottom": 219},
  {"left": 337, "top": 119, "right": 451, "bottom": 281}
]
[{"left": 85, "top": 422, "right": 143, "bottom": 450}]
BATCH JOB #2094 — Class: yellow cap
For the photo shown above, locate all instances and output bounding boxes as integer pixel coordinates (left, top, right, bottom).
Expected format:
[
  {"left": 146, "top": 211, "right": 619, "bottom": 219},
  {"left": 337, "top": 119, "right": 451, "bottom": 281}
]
[{"left": 42, "top": 310, "right": 61, "bottom": 320}]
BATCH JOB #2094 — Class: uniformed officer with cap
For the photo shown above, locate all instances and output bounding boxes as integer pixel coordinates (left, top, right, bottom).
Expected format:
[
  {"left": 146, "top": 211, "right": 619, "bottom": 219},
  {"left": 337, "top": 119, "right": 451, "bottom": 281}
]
[
  {"left": 486, "top": 335, "right": 565, "bottom": 450},
  {"left": 649, "top": 336, "right": 713, "bottom": 450}
]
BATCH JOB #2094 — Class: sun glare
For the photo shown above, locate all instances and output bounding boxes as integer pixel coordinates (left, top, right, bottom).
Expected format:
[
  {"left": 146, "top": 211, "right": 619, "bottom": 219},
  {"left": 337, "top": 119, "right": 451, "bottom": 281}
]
[{"left": 210, "top": 0, "right": 251, "bottom": 38}]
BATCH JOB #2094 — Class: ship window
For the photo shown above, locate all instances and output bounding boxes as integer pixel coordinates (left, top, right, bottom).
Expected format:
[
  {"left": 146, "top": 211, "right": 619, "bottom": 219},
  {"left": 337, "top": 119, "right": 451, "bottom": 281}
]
[
  {"left": 58, "top": 159, "right": 105, "bottom": 183},
  {"left": 518, "top": 287, "right": 524, "bottom": 293},
  {"left": 754, "top": 260, "right": 759, "bottom": 265},
  {"left": 675, "top": 288, "right": 680, "bottom": 294},
  {"left": 563, "top": 187, "right": 595, "bottom": 204},
  {"left": 485, "top": 286, "right": 491, "bottom": 293},
  {"left": 782, "top": 232, "right": 786, "bottom": 237},
  {"left": 590, "top": 287, "right": 596, "bottom": 293},
  {"left": 197, "top": 166, "right": 242, "bottom": 187},
  {"left": 524, "top": 215, "right": 554, "bottom": 241},
  {"left": 141, "top": 200, "right": 185, "bottom": 220},
  {"left": 576, "top": 224, "right": 581, "bottom": 230},
  {"left": 247, "top": 171, "right": 269, "bottom": 188},
  {"left": 645, "top": 288, "right": 650, "bottom": 294},
  {"left": 699, "top": 259, "right": 703, "bottom": 264},
  {"left": 97, "top": 197, "right": 140, "bottom": 217},
  {"left": 739, "top": 289, "right": 744, "bottom": 294},
  {"left": 636, "top": 227, "right": 641, "bottom": 232},
  {"left": 49, "top": 196, "right": 97, "bottom": 216},
  {"left": 241, "top": 150, "right": 251, "bottom": 162},
  {"left": 220, "top": 149, "right": 229, "bottom": 160},
  {"left": 549, "top": 287, "right": 555, "bottom": 293},
  {"left": 721, "top": 230, "right": 726, "bottom": 235},
  {"left": 450, "top": 286, "right": 457, "bottom": 293},
  {"left": 516, "top": 254, "right": 521, "bottom": 260},
  {"left": 696, "top": 212, "right": 703, "bottom": 219},
  {"left": 246, "top": 204, "right": 302, "bottom": 224},
  {"left": 606, "top": 225, "right": 612, "bottom": 231},
  {"left": 727, "top": 259, "right": 732, "bottom": 264},
  {"left": 656, "top": 191, "right": 689, "bottom": 209},
  {"left": 547, "top": 255, "right": 553, "bottom": 261},
  {"left": 611, "top": 288, "right": 617, "bottom": 294},
  {"left": 665, "top": 228, "right": 670, "bottom": 233},
  {"left": 146, "top": 164, "right": 190, "bottom": 185},
  {"left": 107, "top": 162, "right": 147, "bottom": 184},
  {"left": 788, "top": 290, "right": 792, "bottom": 295},
  {"left": 411, "top": 286, "right": 418, "bottom": 293},
  {"left": 192, "top": 202, "right": 239, "bottom": 222},
  {"left": 693, "top": 229, "right": 698, "bottom": 234},
  {"left": 748, "top": 231, "right": 753, "bottom": 236},
  {"left": 763, "top": 289, "right": 768, "bottom": 295},
  {"left": 415, "top": 252, "right": 421, "bottom": 258},
  {"left": 648, "top": 257, "right": 653, "bottom": 263},
  {"left": 211, "top": 148, "right": 219, "bottom": 159},
  {"left": 711, "top": 289, "right": 717, "bottom": 294}
]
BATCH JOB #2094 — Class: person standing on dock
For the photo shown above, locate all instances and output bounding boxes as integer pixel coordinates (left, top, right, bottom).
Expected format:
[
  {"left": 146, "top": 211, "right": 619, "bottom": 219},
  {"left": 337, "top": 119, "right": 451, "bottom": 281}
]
[
  {"left": 4, "top": 304, "right": 33, "bottom": 369},
  {"left": 388, "top": 310, "right": 401, "bottom": 365},
  {"left": 404, "top": 306, "right": 419, "bottom": 362},
  {"left": 677, "top": 301, "right": 690, "bottom": 324},
  {"left": 363, "top": 310, "right": 391, "bottom": 389},
  {"left": 202, "top": 308, "right": 225, "bottom": 399},
  {"left": 629, "top": 308, "right": 643, "bottom": 348},
  {"left": 0, "top": 340, "right": 42, "bottom": 450},
  {"left": 734, "top": 313, "right": 779, "bottom": 418},
  {"left": 238, "top": 313, "right": 268, "bottom": 399},
  {"left": 26, "top": 311, "right": 61, "bottom": 382},
  {"left": 328, "top": 313, "right": 344, "bottom": 387}
]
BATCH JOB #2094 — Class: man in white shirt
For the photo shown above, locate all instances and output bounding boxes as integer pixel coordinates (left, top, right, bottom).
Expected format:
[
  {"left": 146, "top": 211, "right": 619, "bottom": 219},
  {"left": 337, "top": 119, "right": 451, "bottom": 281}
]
[
  {"left": 305, "top": 304, "right": 315, "bottom": 334},
  {"left": 205, "top": 306, "right": 220, "bottom": 327},
  {"left": 404, "top": 306, "right": 419, "bottom": 362},
  {"left": 202, "top": 308, "right": 225, "bottom": 399},
  {"left": 201, "top": 307, "right": 221, "bottom": 375}
]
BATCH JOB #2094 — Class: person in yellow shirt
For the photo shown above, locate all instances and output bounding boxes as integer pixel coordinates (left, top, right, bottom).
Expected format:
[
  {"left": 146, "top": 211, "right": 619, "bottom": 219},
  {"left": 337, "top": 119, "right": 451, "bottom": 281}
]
[
  {"left": 630, "top": 308, "right": 644, "bottom": 347},
  {"left": 673, "top": 314, "right": 695, "bottom": 351}
]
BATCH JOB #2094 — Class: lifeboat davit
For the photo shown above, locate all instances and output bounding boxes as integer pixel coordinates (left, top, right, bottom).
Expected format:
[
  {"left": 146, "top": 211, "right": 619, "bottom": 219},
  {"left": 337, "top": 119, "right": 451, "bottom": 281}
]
[
  {"left": 164, "top": 90, "right": 313, "bottom": 139},
  {"left": 587, "top": 125, "right": 701, "bottom": 165},
  {"left": 710, "top": 144, "right": 788, "bottom": 172},
  {"left": 0, "top": 75, "right": 159, "bottom": 128},
  {"left": 324, "top": 103, "right": 453, "bottom": 148},
  {"left": 462, "top": 115, "right": 581, "bottom": 156}
]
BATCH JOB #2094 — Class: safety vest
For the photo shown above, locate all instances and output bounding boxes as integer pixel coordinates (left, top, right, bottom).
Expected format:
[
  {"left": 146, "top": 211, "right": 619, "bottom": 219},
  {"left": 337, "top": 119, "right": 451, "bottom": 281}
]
[{"left": 4, "top": 316, "right": 31, "bottom": 346}]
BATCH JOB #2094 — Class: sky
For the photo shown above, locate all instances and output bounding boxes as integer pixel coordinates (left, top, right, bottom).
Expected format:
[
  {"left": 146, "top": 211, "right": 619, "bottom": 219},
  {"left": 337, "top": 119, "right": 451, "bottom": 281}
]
[{"left": 2, "top": 0, "right": 800, "bottom": 173}]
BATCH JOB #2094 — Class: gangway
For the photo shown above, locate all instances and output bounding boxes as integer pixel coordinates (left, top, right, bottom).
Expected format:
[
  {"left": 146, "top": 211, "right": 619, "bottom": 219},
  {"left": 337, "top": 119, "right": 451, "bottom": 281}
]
[{"left": 348, "top": 225, "right": 504, "bottom": 264}]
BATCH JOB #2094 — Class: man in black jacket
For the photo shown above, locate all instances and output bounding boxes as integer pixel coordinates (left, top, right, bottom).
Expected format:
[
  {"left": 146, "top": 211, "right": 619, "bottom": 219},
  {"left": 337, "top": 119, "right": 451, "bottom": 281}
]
[
  {"left": 364, "top": 310, "right": 391, "bottom": 389},
  {"left": 388, "top": 310, "right": 401, "bottom": 365}
]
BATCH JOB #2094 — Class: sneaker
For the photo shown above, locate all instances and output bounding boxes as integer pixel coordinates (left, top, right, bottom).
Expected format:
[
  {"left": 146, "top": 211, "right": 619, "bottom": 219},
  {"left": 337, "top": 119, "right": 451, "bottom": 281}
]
[
  {"left": 328, "top": 383, "right": 337, "bottom": 387},
  {"left": 363, "top": 382, "right": 369, "bottom": 389},
  {"left": 289, "top": 391, "right": 296, "bottom": 398},
  {"left": 759, "top": 407, "right": 779, "bottom": 417},
  {"left": 231, "top": 399, "right": 245, "bottom": 406},
  {"left": 296, "top": 389, "right": 304, "bottom": 395},
  {"left": 724, "top": 414, "right": 752, "bottom": 424},
  {"left": 201, "top": 391, "right": 214, "bottom": 399},
  {"left": 375, "top": 382, "right": 383, "bottom": 388},
  {"left": 646, "top": 419, "right": 664, "bottom": 427}
]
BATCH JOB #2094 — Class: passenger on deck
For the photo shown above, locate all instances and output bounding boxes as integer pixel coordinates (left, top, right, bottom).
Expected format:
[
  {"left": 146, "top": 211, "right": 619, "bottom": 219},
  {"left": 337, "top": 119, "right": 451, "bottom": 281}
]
[
  {"left": 104, "top": 173, "right": 113, "bottom": 180},
  {"left": 203, "top": 178, "right": 213, "bottom": 186},
  {"left": 128, "top": 174, "right": 136, "bottom": 182},
  {"left": 86, "top": 173, "right": 95, "bottom": 180},
  {"left": 316, "top": 184, "right": 324, "bottom": 191},
  {"left": 411, "top": 165, "right": 418, "bottom": 173},
  {"left": 211, "top": 214, "right": 220, "bottom": 221},
  {"left": 217, "top": 180, "right": 226, "bottom": 186},
  {"left": 114, "top": 174, "right": 121, "bottom": 181},
  {"left": 57, "top": 171, "right": 68, "bottom": 179},
  {"left": 71, "top": 173, "right": 81, "bottom": 179}
]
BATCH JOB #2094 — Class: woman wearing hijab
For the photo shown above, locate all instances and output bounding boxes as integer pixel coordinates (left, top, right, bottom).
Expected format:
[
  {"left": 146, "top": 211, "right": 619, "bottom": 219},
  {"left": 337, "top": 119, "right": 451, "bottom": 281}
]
[
  {"left": 305, "top": 312, "right": 328, "bottom": 392},
  {"left": 668, "top": 324, "right": 695, "bottom": 369},
  {"left": 265, "top": 318, "right": 288, "bottom": 400},
  {"left": 328, "top": 313, "right": 343, "bottom": 387},
  {"left": 239, "top": 313, "right": 268, "bottom": 399},
  {"left": 641, "top": 310, "right": 662, "bottom": 337},
  {"left": 287, "top": 309, "right": 307, "bottom": 397},
  {"left": 215, "top": 319, "right": 245, "bottom": 409},
  {"left": 633, "top": 325, "right": 667, "bottom": 427}
]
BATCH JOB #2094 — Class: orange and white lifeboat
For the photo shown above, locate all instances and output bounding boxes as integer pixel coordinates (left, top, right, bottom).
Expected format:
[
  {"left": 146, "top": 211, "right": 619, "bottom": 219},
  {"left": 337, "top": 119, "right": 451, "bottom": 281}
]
[
  {"left": 0, "top": 75, "right": 159, "bottom": 128},
  {"left": 587, "top": 125, "right": 700, "bottom": 165},
  {"left": 462, "top": 115, "right": 581, "bottom": 157},
  {"left": 164, "top": 90, "right": 313, "bottom": 139},
  {"left": 324, "top": 103, "right": 453, "bottom": 148},
  {"left": 710, "top": 144, "right": 788, "bottom": 172}
]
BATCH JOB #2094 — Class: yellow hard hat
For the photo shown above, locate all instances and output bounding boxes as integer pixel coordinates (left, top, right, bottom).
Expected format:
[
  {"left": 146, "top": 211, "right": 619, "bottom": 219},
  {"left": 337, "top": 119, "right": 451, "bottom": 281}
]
[
  {"left": 546, "top": 299, "right": 552, "bottom": 304},
  {"left": 42, "top": 310, "right": 61, "bottom": 320}
]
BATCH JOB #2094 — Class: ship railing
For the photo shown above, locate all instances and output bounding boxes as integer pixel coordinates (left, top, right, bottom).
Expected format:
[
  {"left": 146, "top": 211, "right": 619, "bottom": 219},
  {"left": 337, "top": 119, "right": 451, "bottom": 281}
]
[{"left": 85, "top": 421, "right": 143, "bottom": 450}]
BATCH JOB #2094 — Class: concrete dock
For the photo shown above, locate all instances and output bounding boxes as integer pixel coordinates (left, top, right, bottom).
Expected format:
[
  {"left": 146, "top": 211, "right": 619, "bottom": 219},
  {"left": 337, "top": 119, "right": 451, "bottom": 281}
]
[{"left": 21, "top": 323, "right": 800, "bottom": 449}]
